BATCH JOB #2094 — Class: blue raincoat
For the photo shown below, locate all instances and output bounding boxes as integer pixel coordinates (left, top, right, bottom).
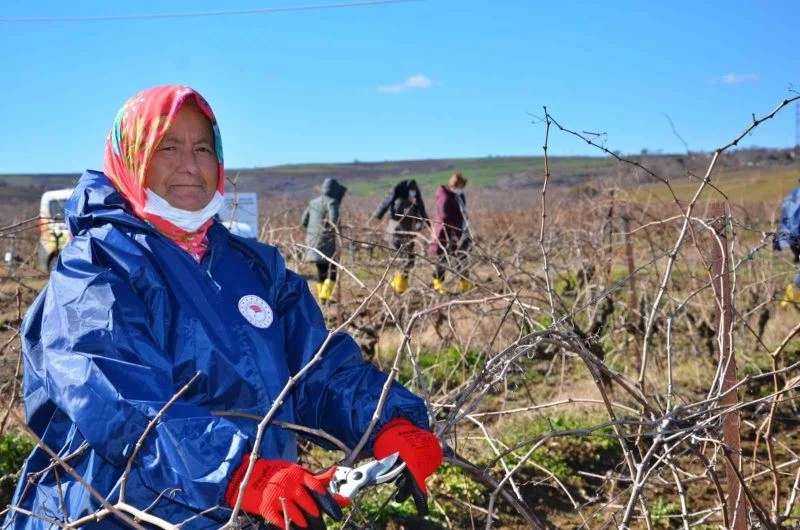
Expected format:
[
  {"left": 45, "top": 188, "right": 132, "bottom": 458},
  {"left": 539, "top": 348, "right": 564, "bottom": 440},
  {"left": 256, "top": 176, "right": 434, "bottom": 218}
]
[
  {"left": 776, "top": 187, "right": 800, "bottom": 253},
  {"left": 6, "top": 171, "right": 428, "bottom": 530}
]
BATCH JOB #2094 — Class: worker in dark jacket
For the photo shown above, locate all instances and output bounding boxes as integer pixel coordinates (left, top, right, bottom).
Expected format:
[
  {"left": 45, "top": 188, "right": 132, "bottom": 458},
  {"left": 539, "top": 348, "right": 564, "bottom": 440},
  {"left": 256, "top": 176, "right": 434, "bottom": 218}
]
[
  {"left": 301, "top": 178, "right": 347, "bottom": 302},
  {"left": 6, "top": 85, "right": 442, "bottom": 530},
  {"left": 373, "top": 179, "right": 428, "bottom": 294},
  {"left": 429, "top": 173, "right": 471, "bottom": 293}
]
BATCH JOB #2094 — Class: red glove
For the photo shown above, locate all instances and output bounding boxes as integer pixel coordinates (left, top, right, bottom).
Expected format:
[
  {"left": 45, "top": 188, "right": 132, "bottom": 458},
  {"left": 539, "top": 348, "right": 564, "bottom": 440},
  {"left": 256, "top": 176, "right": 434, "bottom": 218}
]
[
  {"left": 373, "top": 418, "right": 443, "bottom": 515},
  {"left": 225, "top": 455, "right": 343, "bottom": 529}
]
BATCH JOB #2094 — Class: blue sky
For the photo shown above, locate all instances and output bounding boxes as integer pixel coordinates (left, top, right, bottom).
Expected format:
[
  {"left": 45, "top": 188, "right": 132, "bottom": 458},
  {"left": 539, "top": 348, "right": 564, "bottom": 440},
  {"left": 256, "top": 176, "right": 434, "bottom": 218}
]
[{"left": 1, "top": 0, "right": 798, "bottom": 173}]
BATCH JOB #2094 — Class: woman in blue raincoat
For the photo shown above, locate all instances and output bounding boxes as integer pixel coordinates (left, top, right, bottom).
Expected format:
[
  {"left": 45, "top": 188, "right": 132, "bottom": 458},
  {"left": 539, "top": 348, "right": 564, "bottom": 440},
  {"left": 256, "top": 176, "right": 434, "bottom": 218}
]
[{"left": 6, "top": 86, "right": 441, "bottom": 530}]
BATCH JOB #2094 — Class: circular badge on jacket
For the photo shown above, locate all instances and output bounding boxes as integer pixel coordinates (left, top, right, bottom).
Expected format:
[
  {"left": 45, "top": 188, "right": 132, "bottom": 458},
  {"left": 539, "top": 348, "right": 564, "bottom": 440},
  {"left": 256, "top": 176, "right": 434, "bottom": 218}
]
[{"left": 238, "top": 295, "right": 273, "bottom": 329}]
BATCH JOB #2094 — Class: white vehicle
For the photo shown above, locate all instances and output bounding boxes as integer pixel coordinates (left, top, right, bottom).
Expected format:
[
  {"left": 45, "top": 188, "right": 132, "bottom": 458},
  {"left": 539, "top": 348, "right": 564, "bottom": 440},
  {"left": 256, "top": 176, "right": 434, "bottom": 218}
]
[
  {"left": 219, "top": 192, "right": 259, "bottom": 240},
  {"left": 221, "top": 219, "right": 257, "bottom": 239},
  {"left": 38, "top": 188, "right": 74, "bottom": 270}
]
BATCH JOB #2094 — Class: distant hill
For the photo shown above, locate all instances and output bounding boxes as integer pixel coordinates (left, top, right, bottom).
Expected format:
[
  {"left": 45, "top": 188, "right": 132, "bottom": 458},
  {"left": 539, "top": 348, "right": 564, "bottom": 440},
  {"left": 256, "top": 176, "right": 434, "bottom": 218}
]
[
  {"left": 0, "top": 173, "right": 82, "bottom": 203},
  {"left": 2, "top": 148, "right": 798, "bottom": 203},
  {"left": 227, "top": 156, "right": 620, "bottom": 197}
]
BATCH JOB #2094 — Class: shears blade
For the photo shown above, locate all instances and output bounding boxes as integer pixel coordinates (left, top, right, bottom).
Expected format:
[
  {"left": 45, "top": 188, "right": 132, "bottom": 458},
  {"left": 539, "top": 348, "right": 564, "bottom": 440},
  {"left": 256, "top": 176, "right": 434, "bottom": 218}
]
[{"left": 330, "top": 452, "right": 405, "bottom": 500}]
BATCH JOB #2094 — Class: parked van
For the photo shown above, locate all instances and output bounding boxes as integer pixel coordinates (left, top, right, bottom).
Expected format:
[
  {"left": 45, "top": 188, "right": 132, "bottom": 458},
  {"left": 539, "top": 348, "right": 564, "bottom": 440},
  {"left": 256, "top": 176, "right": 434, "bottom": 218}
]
[
  {"left": 38, "top": 188, "right": 74, "bottom": 270},
  {"left": 227, "top": 221, "right": 257, "bottom": 239}
]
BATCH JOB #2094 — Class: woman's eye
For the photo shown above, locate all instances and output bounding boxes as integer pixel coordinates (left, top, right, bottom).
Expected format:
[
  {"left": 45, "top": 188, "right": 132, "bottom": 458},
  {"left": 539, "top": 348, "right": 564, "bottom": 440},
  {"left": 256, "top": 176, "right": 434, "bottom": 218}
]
[
  {"left": 159, "top": 145, "right": 177, "bottom": 152},
  {"left": 197, "top": 146, "right": 214, "bottom": 154}
]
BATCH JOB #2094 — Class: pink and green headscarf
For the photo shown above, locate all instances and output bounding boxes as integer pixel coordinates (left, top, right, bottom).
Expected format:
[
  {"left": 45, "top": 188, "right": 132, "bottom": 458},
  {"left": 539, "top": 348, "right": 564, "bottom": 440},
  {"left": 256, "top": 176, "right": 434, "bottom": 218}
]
[{"left": 103, "top": 85, "right": 224, "bottom": 259}]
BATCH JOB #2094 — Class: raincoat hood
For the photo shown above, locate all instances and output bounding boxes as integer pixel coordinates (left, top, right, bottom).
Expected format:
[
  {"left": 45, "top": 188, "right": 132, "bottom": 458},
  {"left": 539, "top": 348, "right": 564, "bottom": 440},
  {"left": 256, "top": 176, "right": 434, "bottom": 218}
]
[
  {"left": 321, "top": 178, "right": 347, "bottom": 201},
  {"left": 393, "top": 179, "right": 418, "bottom": 199},
  {"left": 66, "top": 170, "right": 150, "bottom": 237}
]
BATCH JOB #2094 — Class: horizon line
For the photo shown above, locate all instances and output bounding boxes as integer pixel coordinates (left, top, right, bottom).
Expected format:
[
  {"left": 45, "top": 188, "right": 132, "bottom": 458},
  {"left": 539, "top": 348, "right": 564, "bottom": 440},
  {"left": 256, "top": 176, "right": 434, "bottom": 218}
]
[{"left": 4, "top": 146, "right": 799, "bottom": 176}]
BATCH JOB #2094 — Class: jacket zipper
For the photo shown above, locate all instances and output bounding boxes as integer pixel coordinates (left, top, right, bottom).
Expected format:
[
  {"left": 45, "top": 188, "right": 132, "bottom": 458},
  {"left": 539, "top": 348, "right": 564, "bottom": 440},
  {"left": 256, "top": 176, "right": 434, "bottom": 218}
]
[{"left": 201, "top": 246, "right": 222, "bottom": 292}]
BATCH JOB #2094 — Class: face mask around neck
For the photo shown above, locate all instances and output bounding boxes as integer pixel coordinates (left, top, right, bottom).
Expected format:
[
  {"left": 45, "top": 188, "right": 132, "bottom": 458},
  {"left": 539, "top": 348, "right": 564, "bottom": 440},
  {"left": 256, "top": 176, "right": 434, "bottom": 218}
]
[{"left": 143, "top": 189, "right": 223, "bottom": 232}]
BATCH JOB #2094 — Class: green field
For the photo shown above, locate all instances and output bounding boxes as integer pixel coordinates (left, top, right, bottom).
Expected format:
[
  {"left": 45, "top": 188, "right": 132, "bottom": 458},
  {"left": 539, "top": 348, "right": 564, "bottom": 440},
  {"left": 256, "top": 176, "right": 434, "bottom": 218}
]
[
  {"left": 343, "top": 155, "right": 617, "bottom": 194},
  {"left": 621, "top": 167, "right": 800, "bottom": 206}
]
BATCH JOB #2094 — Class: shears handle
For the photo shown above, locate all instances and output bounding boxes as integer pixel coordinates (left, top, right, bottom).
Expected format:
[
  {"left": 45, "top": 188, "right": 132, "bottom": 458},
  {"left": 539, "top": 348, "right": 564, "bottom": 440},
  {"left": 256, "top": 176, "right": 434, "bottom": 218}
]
[{"left": 319, "top": 466, "right": 352, "bottom": 507}]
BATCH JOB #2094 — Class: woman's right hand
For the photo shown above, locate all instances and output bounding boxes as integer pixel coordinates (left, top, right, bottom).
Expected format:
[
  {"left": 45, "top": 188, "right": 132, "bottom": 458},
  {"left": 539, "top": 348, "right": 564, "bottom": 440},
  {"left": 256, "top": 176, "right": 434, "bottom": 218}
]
[{"left": 226, "top": 456, "right": 343, "bottom": 529}]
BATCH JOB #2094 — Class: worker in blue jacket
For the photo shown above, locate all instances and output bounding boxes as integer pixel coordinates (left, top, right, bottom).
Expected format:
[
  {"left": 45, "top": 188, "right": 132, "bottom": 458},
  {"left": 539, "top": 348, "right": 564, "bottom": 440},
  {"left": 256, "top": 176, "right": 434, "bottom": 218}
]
[
  {"left": 775, "top": 182, "right": 800, "bottom": 307},
  {"left": 5, "top": 85, "right": 442, "bottom": 530}
]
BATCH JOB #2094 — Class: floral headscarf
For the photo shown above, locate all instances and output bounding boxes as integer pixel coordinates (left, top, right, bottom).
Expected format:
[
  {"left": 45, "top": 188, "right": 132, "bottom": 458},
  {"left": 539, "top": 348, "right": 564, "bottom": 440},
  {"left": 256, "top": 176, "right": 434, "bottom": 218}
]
[{"left": 103, "top": 85, "right": 224, "bottom": 260}]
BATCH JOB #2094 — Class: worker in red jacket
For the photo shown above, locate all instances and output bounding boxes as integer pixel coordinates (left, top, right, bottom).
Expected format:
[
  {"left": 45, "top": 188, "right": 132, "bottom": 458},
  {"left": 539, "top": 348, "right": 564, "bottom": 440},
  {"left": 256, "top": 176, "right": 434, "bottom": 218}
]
[{"left": 429, "top": 172, "right": 471, "bottom": 294}]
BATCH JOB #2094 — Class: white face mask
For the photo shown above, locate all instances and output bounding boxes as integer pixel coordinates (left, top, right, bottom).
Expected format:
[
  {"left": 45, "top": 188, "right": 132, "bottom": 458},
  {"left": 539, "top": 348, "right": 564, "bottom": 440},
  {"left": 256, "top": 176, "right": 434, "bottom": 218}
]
[
  {"left": 453, "top": 188, "right": 464, "bottom": 195},
  {"left": 409, "top": 189, "right": 417, "bottom": 199},
  {"left": 143, "top": 188, "right": 223, "bottom": 232}
]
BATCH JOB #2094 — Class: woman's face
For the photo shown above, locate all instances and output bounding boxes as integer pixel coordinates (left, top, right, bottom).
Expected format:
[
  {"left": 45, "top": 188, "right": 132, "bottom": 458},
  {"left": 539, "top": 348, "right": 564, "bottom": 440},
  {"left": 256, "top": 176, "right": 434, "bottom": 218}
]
[{"left": 145, "top": 102, "right": 219, "bottom": 211}]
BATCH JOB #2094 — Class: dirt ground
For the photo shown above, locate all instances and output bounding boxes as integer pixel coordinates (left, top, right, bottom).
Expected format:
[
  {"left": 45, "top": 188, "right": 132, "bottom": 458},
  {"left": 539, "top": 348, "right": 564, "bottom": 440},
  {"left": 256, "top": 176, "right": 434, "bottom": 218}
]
[{"left": 3, "top": 177, "right": 800, "bottom": 528}]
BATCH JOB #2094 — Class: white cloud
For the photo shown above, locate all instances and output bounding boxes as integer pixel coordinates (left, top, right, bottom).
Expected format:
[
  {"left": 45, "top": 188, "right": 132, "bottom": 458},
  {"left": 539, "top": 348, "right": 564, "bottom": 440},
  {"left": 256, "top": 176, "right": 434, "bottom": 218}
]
[
  {"left": 708, "top": 73, "right": 759, "bottom": 86},
  {"left": 377, "top": 74, "right": 434, "bottom": 94}
]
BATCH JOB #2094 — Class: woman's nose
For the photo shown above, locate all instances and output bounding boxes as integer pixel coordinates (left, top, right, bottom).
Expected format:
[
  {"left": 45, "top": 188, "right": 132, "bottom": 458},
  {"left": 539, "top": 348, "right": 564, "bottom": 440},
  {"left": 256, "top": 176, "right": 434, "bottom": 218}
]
[{"left": 179, "top": 149, "right": 200, "bottom": 174}]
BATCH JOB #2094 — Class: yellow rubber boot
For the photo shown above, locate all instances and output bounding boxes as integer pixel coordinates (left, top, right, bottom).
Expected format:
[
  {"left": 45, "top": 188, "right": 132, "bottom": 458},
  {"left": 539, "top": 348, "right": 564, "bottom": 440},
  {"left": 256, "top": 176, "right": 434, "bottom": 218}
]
[
  {"left": 432, "top": 277, "right": 446, "bottom": 294},
  {"left": 458, "top": 278, "right": 472, "bottom": 293},
  {"left": 390, "top": 272, "right": 409, "bottom": 294},
  {"left": 780, "top": 284, "right": 800, "bottom": 309},
  {"left": 321, "top": 278, "right": 336, "bottom": 301}
]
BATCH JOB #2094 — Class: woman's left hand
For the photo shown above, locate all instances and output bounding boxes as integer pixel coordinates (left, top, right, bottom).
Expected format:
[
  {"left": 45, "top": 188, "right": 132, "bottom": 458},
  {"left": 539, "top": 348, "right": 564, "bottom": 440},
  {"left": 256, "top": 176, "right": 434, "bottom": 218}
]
[{"left": 373, "top": 418, "right": 443, "bottom": 515}]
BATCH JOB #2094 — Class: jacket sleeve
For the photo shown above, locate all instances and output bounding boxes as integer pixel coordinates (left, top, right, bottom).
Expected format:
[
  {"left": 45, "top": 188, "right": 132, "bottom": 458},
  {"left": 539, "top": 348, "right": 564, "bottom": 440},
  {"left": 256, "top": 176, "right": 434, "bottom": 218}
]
[
  {"left": 418, "top": 196, "right": 430, "bottom": 225},
  {"left": 32, "top": 234, "right": 250, "bottom": 510},
  {"left": 434, "top": 188, "right": 448, "bottom": 238},
  {"left": 373, "top": 188, "right": 395, "bottom": 220},
  {"left": 276, "top": 268, "right": 429, "bottom": 449},
  {"left": 328, "top": 198, "right": 340, "bottom": 227}
]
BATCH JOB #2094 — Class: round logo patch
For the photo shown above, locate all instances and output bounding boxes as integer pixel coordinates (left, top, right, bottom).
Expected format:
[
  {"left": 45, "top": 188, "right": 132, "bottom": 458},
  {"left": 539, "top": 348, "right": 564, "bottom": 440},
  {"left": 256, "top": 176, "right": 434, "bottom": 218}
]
[{"left": 238, "top": 295, "right": 273, "bottom": 329}]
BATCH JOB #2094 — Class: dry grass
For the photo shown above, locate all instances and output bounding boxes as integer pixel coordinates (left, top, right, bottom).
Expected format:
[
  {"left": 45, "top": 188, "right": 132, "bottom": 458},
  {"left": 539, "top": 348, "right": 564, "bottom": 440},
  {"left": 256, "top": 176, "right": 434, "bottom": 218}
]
[{"left": 2, "top": 155, "right": 800, "bottom": 528}]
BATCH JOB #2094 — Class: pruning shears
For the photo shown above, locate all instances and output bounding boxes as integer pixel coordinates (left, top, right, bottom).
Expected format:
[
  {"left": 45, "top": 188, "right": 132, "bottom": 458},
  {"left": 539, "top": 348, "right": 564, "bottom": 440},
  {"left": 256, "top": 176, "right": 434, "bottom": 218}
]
[{"left": 328, "top": 452, "right": 405, "bottom": 504}]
